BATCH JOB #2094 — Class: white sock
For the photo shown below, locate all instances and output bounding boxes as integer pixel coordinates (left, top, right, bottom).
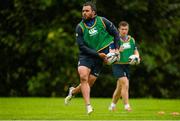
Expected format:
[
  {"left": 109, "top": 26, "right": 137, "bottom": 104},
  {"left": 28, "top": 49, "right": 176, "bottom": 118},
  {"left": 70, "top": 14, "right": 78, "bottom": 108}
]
[
  {"left": 111, "top": 102, "right": 116, "bottom": 108},
  {"left": 87, "top": 104, "right": 92, "bottom": 108},
  {"left": 124, "top": 104, "right": 130, "bottom": 109}
]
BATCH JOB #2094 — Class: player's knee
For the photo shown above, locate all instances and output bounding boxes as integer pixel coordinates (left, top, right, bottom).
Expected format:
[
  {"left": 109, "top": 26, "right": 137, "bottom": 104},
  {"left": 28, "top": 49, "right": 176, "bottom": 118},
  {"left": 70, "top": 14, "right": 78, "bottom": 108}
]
[
  {"left": 89, "top": 80, "right": 95, "bottom": 87},
  {"left": 120, "top": 79, "right": 128, "bottom": 86},
  {"left": 89, "top": 76, "right": 96, "bottom": 87},
  {"left": 79, "top": 74, "right": 88, "bottom": 82}
]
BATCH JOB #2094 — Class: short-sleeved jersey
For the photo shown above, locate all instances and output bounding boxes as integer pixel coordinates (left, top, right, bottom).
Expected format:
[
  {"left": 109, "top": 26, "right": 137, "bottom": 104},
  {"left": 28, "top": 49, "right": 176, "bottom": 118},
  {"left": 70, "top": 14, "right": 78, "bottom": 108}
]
[
  {"left": 79, "top": 16, "right": 114, "bottom": 52},
  {"left": 116, "top": 35, "right": 137, "bottom": 64}
]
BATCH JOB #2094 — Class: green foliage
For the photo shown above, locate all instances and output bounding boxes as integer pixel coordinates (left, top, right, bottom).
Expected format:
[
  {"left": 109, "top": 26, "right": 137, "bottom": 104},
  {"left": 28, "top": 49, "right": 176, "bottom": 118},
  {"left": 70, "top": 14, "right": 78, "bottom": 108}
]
[{"left": 0, "top": 0, "right": 80, "bottom": 96}]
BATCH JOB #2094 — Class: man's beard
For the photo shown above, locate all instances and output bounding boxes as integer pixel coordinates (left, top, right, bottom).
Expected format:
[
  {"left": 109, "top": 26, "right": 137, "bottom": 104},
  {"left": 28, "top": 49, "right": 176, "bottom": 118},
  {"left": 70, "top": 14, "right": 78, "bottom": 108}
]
[{"left": 82, "top": 14, "right": 94, "bottom": 20}]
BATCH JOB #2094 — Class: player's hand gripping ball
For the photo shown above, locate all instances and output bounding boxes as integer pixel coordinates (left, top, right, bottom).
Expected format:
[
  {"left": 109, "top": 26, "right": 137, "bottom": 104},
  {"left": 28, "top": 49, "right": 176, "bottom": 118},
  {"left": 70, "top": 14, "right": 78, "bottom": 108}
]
[
  {"left": 106, "top": 52, "right": 119, "bottom": 65},
  {"left": 128, "top": 55, "right": 140, "bottom": 65}
]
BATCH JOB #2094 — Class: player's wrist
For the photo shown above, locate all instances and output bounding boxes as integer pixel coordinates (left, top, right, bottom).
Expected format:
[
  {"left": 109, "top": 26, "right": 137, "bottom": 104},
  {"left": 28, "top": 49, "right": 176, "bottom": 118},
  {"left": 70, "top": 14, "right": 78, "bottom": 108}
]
[{"left": 98, "top": 53, "right": 106, "bottom": 59}]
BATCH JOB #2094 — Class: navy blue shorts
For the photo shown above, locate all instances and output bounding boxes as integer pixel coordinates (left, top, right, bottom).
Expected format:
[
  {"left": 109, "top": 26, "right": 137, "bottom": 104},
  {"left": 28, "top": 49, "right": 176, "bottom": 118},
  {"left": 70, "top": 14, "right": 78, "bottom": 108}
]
[
  {"left": 112, "top": 64, "right": 130, "bottom": 79},
  {"left": 78, "top": 56, "right": 103, "bottom": 77}
]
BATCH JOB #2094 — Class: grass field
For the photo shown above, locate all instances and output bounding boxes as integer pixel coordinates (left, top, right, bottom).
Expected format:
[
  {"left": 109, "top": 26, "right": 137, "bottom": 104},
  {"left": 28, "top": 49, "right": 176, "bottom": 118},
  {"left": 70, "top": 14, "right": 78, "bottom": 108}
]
[{"left": 0, "top": 97, "right": 180, "bottom": 120}]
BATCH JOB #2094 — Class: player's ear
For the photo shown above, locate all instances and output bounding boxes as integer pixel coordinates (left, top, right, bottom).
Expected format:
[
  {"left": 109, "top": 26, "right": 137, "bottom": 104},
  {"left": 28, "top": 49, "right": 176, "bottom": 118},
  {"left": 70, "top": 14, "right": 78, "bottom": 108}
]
[{"left": 92, "top": 10, "right": 95, "bottom": 15}]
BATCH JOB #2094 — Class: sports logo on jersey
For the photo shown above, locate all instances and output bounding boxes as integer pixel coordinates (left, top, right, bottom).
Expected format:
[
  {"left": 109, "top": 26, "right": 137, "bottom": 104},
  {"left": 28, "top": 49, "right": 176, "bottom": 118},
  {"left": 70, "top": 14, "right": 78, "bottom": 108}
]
[
  {"left": 122, "top": 42, "right": 131, "bottom": 49},
  {"left": 89, "top": 27, "right": 98, "bottom": 36}
]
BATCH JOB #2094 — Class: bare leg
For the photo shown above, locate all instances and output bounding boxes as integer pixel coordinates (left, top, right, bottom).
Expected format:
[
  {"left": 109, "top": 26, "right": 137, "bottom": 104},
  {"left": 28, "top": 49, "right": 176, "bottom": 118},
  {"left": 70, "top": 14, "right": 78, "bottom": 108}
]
[
  {"left": 112, "top": 79, "right": 122, "bottom": 104},
  {"left": 71, "top": 84, "right": 81, "bottom": 95},
  {"left": 65, "top": 71, "right": 97, "bottom": 106},
  {"left": 78, "top": 66, "right": 96, "bottom": 114},
  {"left": 109, "top": 77, "right": 131, "bottom": 111},
  {"left": 71, "top": 74, "right": 97, "bottom": 95},
  {"left": 109, "top": 78, "right": 122, "bottom": 111},
  {"left": 120, "top": 77, "right": 131, "bottom": 111},
  {"left": 78, "top": 66, "right": 91, "bottom": 105},
  {"left": 120, "top": 77, "right": 129, "bottom": 105}
]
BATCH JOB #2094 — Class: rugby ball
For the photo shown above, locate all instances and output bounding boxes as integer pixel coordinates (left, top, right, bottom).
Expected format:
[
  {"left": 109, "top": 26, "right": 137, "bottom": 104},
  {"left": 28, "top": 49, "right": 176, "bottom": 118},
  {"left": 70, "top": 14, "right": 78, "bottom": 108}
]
[
  {"left": 106, "top": 52, "right": 119, "bottom": 65},
  {"left": 128, "top": 55, "right": 140, "bottom": 65}
]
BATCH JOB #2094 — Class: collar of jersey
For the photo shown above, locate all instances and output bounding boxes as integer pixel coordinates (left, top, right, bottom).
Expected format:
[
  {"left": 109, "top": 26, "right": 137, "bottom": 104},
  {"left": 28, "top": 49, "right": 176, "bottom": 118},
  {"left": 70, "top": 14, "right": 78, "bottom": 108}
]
[
  {"left": 83, "top": 16, "right": 97, "bottom": 29},
  {"left": 120, "top": 35, "right": 131, "bottom": 42}
]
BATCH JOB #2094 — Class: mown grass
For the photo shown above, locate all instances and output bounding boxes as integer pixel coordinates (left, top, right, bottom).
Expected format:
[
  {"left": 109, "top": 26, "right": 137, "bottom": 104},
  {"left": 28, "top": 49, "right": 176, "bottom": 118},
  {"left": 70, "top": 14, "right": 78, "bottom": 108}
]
[{"left": 0, "top": 97, "right": 180, "bottom": 120}]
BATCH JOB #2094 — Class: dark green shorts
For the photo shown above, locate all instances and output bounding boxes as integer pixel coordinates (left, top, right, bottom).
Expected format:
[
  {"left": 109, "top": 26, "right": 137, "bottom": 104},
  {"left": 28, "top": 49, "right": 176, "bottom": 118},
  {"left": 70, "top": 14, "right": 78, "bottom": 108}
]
[
  {"left": 78, "top": 56, "right": 103, "bottom": 77},
  {"left": 112, "top": 64, "right": 130, "bottom": 79}
]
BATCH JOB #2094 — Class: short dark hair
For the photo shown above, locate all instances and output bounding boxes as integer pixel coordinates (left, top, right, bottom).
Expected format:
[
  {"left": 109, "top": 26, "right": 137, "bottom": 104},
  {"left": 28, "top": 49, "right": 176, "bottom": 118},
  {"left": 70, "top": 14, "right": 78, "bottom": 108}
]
[
  {"left": 83, "top": 1, "right": 97, "bottom": 13},
  {"left": 118, "top": 21, "right": 129, "bottom": 28}
]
